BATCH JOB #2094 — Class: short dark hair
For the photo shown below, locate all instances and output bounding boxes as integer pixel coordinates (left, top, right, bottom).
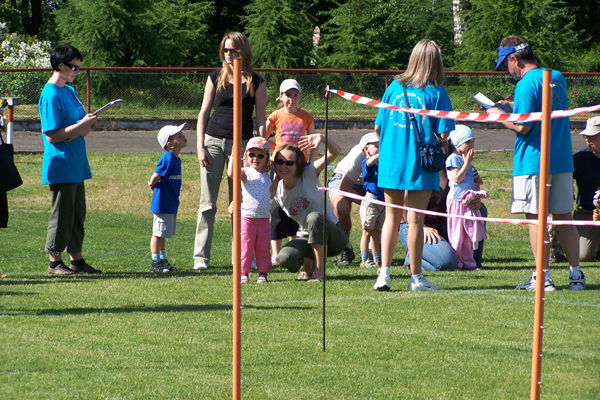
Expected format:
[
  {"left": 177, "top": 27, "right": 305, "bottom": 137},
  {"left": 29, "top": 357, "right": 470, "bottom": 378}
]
[
  {"left": 50, "top": 44, "right": 83, "bottom": 71},
  {"left": 499, "top": 36, "right": 536, "bottom": 65},
  {"left": 273, "top": 144, "right": 306, "bottom": 180}
]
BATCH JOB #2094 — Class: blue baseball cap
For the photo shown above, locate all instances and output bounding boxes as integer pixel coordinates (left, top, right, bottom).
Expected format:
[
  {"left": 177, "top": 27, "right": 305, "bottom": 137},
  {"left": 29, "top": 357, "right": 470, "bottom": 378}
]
[{"left": 495, "top": 43, "right": 529, "bottom": 69}]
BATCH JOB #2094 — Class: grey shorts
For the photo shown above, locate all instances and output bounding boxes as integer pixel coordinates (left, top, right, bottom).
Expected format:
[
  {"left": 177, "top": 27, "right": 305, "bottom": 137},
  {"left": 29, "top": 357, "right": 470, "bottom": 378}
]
[
  {"left": 153, "top": 213, "right": 177, "bottom": 238},
  {"left": 359, "top": 193, "right": 385, "bottom": 231},
  {"left": 327, "top": 173, "right": 366, "bottom": 197},
  {"left": 511, "top": 173, "right": 574, "bottom": 215}
]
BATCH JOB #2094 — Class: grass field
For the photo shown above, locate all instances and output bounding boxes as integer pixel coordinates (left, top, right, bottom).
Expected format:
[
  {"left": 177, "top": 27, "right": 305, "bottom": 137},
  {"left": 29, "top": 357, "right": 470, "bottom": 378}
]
[{"left": 1, "top": 151, "right": 599, "bottom": 399}]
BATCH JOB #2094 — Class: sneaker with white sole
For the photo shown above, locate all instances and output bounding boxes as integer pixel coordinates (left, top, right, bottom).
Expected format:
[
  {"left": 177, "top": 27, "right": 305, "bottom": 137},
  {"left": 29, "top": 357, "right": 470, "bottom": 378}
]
[
  {"left": 569, "top": 271, "right": 586, "bottom": 290},
  {"left": 408, "top": 275, "right": 442, "bottom": 291},
  {"left": 515, "top": 272, "right": 556, "bottom": 291},
  {"left": 193, "top": 260, "right": 208, "bottom": 270},
  {"left": 373, "top": 268, "right": 390, "bottom": 291}
]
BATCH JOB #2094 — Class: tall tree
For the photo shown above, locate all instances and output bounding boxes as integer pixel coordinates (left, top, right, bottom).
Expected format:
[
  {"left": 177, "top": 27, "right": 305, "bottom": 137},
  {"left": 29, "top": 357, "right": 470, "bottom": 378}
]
[
  {"left": 242, "top": 0, "right": 315, "bottom": 68},
  {"left": 319, "top": 0, "right": 455, "bottom": 70},
  {"left": 455, "top": 0, "right": 576, "bottom": 71},
  {"left": 53, "top": 0, "right": 216, "bottom": 67}
]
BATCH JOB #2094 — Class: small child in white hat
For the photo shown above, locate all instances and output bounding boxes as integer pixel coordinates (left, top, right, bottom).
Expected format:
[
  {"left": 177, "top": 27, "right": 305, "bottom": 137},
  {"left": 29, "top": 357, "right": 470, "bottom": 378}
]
[{"left": 148, "top": 123, "right": 187, "bottom": 272}]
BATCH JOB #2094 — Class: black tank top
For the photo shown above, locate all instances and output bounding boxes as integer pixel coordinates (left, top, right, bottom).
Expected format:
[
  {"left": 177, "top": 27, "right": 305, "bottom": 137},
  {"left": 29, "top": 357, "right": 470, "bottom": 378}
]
[{"left": 205, "top": 69, "right": 264, "bottom": 140}]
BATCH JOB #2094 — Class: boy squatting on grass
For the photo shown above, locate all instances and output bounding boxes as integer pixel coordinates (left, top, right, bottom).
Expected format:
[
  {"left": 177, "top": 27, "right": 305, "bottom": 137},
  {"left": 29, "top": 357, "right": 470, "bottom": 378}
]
[
  {"left": 358, "top": 134, "right": 384, "bottom": 268},
  {"left": 148, "top": 124, "right": 187, "bottom": 272}
]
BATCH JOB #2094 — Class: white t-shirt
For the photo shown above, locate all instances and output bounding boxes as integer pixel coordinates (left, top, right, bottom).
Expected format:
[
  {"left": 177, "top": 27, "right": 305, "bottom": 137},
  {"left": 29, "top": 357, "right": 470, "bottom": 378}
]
[
  {"left": 332, "top": 143, "right": 365, "bottom": 184},
  {"left": 242, "top": 167, "right": 271, "bottom": 219},
  {"left": 273, "top": 164, "right": 339, "bottom": 228}
]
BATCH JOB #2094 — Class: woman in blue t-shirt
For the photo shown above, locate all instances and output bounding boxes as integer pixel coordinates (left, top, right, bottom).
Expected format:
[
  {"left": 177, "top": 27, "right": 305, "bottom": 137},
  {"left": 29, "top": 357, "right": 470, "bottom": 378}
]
[
  {"left": 373, "top": 39, "right": 455, "bottom": 292},
  {"left": 38, "top": 44, "right": 100, "bottom": 275}
]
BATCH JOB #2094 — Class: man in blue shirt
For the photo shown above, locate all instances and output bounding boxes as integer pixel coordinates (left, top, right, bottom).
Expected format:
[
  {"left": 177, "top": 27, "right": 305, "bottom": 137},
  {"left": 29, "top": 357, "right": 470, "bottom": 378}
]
[
  {"left": 488, "top": 36, "right": 585, "bottom": 291},
  {"left": 38, "top": 44, "right": 99, "bottom": 275}
]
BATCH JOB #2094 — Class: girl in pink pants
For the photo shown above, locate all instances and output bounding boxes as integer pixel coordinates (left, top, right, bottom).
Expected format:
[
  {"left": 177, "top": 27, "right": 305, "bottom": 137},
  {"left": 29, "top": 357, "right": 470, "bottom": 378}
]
[
  {"left": 445, "top": 126, "right": 487, "bottom": 270},
  {"left": 228, "top": 137, "right": 272, "bottom": 283}
]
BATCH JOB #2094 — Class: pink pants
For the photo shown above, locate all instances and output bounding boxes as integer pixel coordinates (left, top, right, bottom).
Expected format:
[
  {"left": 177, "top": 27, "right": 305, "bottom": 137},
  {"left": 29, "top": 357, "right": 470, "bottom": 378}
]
[{"left": 241, "top": 217, "right": 272, "bottom": 274}]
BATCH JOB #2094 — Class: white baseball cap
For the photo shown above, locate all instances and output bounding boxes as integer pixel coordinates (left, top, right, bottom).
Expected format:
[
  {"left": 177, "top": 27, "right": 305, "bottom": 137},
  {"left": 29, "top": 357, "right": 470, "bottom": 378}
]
[
  {"left": 157, "top": 123, "right": 186, "bottom": 149},
  {"left": 279, "top": 79, "right": 301, "bottom": 94},
  {"left": 580, "top": 117, "right": 600, "bottom": 137},
  {"left": 359, "top": 132, "right": 379, "bottom": 148}
]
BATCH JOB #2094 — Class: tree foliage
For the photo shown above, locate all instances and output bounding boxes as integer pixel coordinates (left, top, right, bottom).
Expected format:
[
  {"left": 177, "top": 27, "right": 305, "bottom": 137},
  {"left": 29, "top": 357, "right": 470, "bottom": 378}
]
[
  {"left": 319, "top": 0, "right": 455, "bottom": 70},
  {"left": 53, "top": 0, "right": 215, "bottom": 67},
  {"left": 242, "top": 0, "right": 315, "bottom": 68},
  {"left": 455, "top": 0, "right": 576, "bottom": 71}
]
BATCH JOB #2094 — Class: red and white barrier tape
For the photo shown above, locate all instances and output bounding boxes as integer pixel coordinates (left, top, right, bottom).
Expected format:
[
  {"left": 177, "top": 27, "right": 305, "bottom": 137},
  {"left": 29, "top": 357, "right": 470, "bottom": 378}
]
[
  {"left": 322, "top": 187, "right": 600, "bottom": 227},
  {"left": 325, "top": 88, "right": 600, "bottom": 123}
]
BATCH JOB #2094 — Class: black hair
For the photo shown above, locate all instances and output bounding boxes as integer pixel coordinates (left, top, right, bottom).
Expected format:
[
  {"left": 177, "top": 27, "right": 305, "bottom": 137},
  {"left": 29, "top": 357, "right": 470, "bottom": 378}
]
[{"left": 50, "top": 44, "right": 83, "bottom": 71}]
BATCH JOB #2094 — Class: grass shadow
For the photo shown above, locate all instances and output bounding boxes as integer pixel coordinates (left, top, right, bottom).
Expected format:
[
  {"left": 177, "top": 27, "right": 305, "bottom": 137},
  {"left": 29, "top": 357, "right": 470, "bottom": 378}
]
[{"left": 2, "top": 303, "right": 313, "bottom": 317}]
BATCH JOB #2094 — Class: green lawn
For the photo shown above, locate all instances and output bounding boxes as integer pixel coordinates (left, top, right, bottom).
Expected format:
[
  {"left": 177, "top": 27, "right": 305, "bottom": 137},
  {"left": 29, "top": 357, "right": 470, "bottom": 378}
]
[{"left": 1, "top": 151, "right": 598, "bottom": 399}]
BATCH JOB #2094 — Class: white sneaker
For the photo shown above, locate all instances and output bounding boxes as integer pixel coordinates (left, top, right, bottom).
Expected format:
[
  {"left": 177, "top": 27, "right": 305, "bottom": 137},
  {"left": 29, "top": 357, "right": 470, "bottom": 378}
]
[
  {"left": 515, "top": 272, "right": 555, "bottom": 291},
  {"left": 193, "top": 260, "right": 208, "bottom": 270},
  {"left": 408, "top": 275, "right": 442, "bottom": 291},
  {"left": 373, "top": 268, "right": 390, "bottom": 291}
]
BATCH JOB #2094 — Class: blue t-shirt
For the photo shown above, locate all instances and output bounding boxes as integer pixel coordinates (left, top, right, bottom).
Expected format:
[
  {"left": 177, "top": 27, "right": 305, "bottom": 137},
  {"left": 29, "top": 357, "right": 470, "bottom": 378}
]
[
  {"left": 150, "top": 151, "right": 182, "bottom": 214},
  {"left": 38, "top": 83, "right": 91, "bottom": 184},
  {"left": 512, "top": 68, "right": 573, "bottom": 176},
  {"left": 375, "top": 80, "right": 455, "bottom": 191},
  {"left": 362, "top": 158, "right": 384, "bottom": 200},
  {"left": 446, "top": 152, "right": 475, "bottom": 200}
]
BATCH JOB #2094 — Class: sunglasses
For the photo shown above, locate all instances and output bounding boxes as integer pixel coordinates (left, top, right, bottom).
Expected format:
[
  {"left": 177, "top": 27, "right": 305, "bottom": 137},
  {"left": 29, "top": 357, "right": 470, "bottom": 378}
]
[
  {"left": 247, "top": 153, "right": 266, "bottom": 159},
  {"left": 223, "top": 48, "right": 239, "bottom": 54},
  {"left": 64, "top": 62, "right": 81, "bottom": 71},
  {"left": 275, "top": 159, "right": 295, "bottom": 166}
]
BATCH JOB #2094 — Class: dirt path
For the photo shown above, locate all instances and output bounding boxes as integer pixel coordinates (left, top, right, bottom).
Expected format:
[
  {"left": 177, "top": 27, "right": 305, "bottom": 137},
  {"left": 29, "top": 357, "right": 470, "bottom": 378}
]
[{"left": 12, "top": 128, "right": 588, "bottom": 154}]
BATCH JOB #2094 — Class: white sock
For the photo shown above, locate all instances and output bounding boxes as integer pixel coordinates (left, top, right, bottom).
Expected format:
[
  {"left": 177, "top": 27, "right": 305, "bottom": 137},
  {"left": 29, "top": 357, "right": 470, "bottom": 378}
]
[
  {"left": 379, "top": 266, "right": 390, "bottom": 276},
  {"left": 544, "top": 269, "right": 551, "bottom": 281},
  {"left": 569, "top": 266, "right": 581, "bottom": 277},
  {"left": 410, "top": 273, "right": 423, "bottom": 284}
]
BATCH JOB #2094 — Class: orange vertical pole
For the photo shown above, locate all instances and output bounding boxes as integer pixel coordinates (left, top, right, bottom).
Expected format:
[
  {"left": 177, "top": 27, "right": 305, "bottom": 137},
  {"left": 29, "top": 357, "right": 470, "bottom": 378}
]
[
  {"left": 530, "top": 69, "right": 552, "bottom": 400},
  {"left": 232, "top": 58, "right": 242, "bottom": 400}
]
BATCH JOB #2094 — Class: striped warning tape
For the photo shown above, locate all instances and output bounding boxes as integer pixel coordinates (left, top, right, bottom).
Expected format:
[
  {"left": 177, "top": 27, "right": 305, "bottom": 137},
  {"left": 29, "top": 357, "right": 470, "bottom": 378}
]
[
  {"left": 322, "top": 187, "right": 600, "bottom": 227},
  {"left": 325, "top": 87, "right": 600, "bottom": 123}
]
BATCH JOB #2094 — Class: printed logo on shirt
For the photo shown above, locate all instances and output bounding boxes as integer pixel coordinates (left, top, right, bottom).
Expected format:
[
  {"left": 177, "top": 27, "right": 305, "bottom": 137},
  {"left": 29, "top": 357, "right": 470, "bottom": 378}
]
[
  {"left": 279, "top": 122, "right": 304, "bottom": 145},
  {"left": 288, "top": 197, "right": 311, "bottom": 216}
]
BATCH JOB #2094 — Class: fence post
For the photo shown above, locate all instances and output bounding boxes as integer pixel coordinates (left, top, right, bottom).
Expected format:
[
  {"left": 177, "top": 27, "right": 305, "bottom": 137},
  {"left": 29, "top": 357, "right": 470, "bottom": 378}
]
[{"left": 86, "top": 70, "right": 91, "bottom": 114}]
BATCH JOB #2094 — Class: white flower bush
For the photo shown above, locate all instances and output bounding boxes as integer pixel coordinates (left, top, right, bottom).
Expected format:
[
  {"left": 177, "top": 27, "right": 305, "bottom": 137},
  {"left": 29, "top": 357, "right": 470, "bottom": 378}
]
[{"left": 0, "top": 22, "right": 51, "bottom": 68}]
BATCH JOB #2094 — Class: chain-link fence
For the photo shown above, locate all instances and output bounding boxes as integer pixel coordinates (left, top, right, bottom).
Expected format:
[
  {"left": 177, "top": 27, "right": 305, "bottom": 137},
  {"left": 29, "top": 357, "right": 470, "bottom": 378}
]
[{"left": 1, "top": 67, "right": 599, "bottom": 122}]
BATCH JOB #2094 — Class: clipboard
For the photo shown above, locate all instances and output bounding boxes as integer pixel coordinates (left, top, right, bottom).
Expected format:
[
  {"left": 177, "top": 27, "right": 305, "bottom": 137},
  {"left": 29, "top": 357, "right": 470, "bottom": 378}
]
[{"left": 93, "top": 99, "right": 125, "bottom": 115}]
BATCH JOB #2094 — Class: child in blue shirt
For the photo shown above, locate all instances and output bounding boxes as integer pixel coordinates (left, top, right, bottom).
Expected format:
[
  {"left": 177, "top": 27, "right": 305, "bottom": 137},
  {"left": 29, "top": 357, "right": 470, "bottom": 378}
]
[
  {"left": 359, "top": 135, "right": 385, "bottom": 268},
  {"left": 148, "top": 123, "right": 187, "bottom": 272}
]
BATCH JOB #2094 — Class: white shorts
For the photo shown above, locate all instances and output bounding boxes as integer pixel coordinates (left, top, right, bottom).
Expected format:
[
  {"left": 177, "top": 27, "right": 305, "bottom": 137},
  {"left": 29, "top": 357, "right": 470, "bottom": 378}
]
[
  {"left": 511, "top": 173, "right": 574, "bottom": 215},
  {"left": 359, "top": 193, "right": 386, "bottom": 231},
  {"left": 153, "top": 213, "right": 177, "bottom": 238}
]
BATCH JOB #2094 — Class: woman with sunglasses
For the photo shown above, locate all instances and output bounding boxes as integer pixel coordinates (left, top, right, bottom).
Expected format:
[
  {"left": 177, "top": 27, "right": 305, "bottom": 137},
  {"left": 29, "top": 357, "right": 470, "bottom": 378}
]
[
  {"left": 194, "top": 32, "right": 267, "bottom": 271},
  {"left": 271, "top": 135, "right": 348, "bottom": 282},
  {"left": 38, "top": 44, "right": 100, "bottom": 275}
]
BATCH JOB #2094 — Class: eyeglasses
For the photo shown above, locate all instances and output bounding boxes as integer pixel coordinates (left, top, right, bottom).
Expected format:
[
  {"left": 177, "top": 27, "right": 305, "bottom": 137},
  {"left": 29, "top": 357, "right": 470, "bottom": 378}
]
[
  {"left": 247, "top": 153, "right": 266, "bottom": 159},
  {"left": 275, "top": 159, "right": 295, "bottom": 166},
  {"left": 223, "top": 48, "right": 239, "bottom": 54},
  {"left": 64, "top": 62, "right": 81, "bottom": 71}
]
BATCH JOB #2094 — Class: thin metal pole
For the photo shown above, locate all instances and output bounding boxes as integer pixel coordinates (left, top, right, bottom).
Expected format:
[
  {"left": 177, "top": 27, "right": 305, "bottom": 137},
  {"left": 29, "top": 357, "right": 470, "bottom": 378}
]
[
  {"left": 322, "top": 85, "right": 329, "bottom": 353},
  {"left": 232, "top": 58, "right": 242, "bottom": 400},
  {"left": 530, "top": 68, "right": 552, "bottom": 400}
]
